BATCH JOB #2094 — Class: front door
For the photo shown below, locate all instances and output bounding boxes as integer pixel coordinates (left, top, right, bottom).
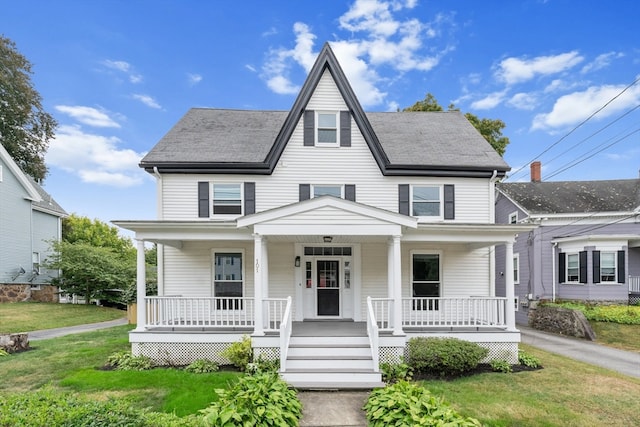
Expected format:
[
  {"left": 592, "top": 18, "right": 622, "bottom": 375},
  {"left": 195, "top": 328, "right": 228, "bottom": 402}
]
[{"left": 316, "top": 260, "right": 340, "bottom": 316}]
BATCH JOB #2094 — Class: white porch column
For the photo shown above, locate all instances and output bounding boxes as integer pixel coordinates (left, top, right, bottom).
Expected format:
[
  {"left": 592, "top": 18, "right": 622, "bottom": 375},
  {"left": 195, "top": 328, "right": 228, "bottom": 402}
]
[
  {"left": 387, "top": 238, "right": 394, "bottom": 326},
  {"left": 261, "top": 237, "right": 269, "bottom": 327},
  {"left": 135, "top": 239, "right": 146, "bottom": 330},
  {"left": 253, "top": 234, "right": 264, "bottom": 336},
  {"left": 504, "top": 241, "right": 517, "bottom": 331},
  {"left": 392, "top": 235, "right": 403, "bottom": 335}
]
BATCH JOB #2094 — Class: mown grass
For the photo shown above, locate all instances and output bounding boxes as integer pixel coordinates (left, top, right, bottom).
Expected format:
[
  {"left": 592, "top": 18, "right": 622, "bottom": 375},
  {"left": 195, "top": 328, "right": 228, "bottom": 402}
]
[
  {"left": 421, "top": 344, "right": 640, "bottom": 427},
  {"left": 0, "top": 302, "right": 125, "bottom": 333},
  {"left": 590, "top": 322, "right": 640, "bottom": 352}
]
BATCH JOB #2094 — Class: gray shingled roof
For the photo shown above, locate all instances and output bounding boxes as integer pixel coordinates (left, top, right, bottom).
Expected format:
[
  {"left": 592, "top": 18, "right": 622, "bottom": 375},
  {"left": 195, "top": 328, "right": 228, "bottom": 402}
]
[
  {"left": 142, "top": 108, "right": 508, "bottom": 170},
  {"left": 498, "top": 179, "right": 640, "bottom": 214},
  {"left": 29, "top": 177, "right": 67, "bottom": 217}
]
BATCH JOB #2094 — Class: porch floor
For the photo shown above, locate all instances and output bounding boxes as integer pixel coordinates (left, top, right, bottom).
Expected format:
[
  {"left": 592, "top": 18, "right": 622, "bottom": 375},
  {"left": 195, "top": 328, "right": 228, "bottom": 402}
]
[{"left": 292, "top": 321, "right": 366, "bottom": 337}]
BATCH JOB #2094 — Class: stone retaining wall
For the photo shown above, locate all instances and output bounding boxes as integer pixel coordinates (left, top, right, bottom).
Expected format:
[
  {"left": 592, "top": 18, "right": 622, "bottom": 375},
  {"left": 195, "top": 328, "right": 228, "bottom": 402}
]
[
  {"left": 529, "top": 305, "right": 596, "bottom": 340},
  {"left": 0, "top": 284, "right": 59, "bottom": 303}
]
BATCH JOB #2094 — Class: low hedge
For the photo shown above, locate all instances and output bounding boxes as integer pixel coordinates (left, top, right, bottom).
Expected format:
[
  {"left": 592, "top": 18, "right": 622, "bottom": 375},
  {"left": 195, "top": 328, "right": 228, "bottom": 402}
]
[{"left": 407, "top": 337, "right": 488, "bottom": 377}]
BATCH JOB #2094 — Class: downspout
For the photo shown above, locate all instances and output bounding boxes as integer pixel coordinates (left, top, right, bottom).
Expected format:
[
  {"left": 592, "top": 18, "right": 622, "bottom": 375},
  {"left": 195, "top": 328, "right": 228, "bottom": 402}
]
[
  {"left": 551, "top": 242, "right": 558, "bottom": 302},
  {"left": 153, "top": 167, "right": 164, "bottom": 296}
]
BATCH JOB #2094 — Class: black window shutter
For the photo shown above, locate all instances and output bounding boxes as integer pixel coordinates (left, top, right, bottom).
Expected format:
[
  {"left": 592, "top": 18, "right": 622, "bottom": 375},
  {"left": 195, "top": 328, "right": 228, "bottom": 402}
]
[
  {"left": 579, "top": 251, "right": 588, "bottom": 284},
  {"left": 198, "top": 181, "right": 209, "bottom": 218},
  {"left": 617, "top": 250, "right": 626, "bottom": 283},
  {"left": 444, "top": 184, "right": 455, "bottom": 220},
  {"left": 244, "top": 182, "right": 255, "bottom": 215},
  {"left": 399, "top": 184, "right": 410, "bottom": 215},
  {"left": 558, "top": 252, "right": 566, "bottom": 283},
  {"left": 340, "top": 111, "right": 351, "bottom": 147},
  {"left": 303, "top": 110, "right": 314, "bottom": 146},
  {"left": 592, "top": 250, "right": 601, "bottom": 284},
  {"left": 345, "top": 184, "right": 356, "bottom": 201},
  {"left": 299, "top": 184, "right": 311, "bottom": 201}
]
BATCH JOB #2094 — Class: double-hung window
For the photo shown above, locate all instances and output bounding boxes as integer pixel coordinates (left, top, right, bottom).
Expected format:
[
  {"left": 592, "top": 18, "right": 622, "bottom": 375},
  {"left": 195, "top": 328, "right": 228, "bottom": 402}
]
[
  {"left": 412, "top": 186, "right": 441, "bottom": 217},
  {"left": 412, "top": 253, "right": 441, "bottom": 310},
  {"left": 316, "top": 112, "right": 338, "bottom": 145},
  {"left": 513, "top": 254, "right": 519, "bottom": 284},
  {"left": 566, "top": 253, "right": 580, "bottom": 283},
  {"left": 213, "top": 183, "right": 242, "bottom": 215},
  {"left": 599, "top": 252, "right": 616, "bottom": 282},
  {"left": 214, "top": 252, "right": 243, "bottom": 309}
]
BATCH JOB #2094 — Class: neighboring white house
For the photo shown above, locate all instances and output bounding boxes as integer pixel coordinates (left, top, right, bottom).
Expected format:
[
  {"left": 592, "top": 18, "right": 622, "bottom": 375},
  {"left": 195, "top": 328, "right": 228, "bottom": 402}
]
[
  {"left": 496, "top": 162, "right": 640, "bottom": 325},
  {"left": 115, "top": 43, "right": 532, "bottom": 388},
  {"left": 0, "top": 143, "right": 67, "bottom": 303}
]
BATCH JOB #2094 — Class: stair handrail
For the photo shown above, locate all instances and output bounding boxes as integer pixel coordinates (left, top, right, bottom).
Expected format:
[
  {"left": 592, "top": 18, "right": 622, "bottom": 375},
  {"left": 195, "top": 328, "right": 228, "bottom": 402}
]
[
  {"left": 366, "top": 296, "right": 380, "bottom": 373},
  {"left": 279, "top": 296, "right": 293, "bottom": 372}
]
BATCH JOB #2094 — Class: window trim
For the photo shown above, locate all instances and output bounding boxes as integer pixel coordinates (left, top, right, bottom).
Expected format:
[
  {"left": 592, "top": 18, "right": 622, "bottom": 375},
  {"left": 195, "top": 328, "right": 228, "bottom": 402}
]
[
  {"left": 598, "top": 251, "right": 617, "bottom": 284},
  {"left": 514, "top": 296, "right": 519, "bottom": 312},
  {"left": 410, "top": 185, "right": 443, "bottom": 218},
  {"left": 211, "top": 182, "right": 243, "bottom": 217},
  {"left": 513, "top": 253, "right": 520, "bottom": 285},
  {"left": 315, "top": 111, "right": 340, "bottom": 146},
  {"left": 508, "top": 211, "right": 518, "bottom": 224},
  {"left": 565, "top": 252, "right": 580, "bottom": 284},
  {"left": 212, "top": 249, "right": 245, "bottom": 308}
]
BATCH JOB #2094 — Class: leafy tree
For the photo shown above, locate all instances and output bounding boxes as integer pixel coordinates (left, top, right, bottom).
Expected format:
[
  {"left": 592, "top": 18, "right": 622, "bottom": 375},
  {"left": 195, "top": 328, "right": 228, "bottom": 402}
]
[
  {"left": 46, "top": 241, "right": 136, "bottom": 304},
  {"left": 63, "top": 214, "right": 134, "bottom": 255},
  {"left": 404, "top": 92, "right": 509, "bottom": 156},
  {"left": 0, "top": 35, "right": 57, "bottom": 181}
]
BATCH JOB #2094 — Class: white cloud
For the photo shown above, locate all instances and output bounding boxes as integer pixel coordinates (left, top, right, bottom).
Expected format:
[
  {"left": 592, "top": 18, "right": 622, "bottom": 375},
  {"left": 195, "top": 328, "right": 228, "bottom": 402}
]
[
  {"left": 261, "top": 0, "right": 455, "bottom": 107},
  {"left": 581, "top": 51, "right": 624, "bottom": 74},
  {"left": 103, "top": 59, "right": 143, "bottom": 84},
  {"left": 132, "top": 94, "right": 161, "bottom": 109},
  {"left": 47, "top": 125, "right": 146, "bottom": 187},
  {"left": 496, "top": 51, "right": 584, "bottom": 85},
  {"left": 507, "top": 93, "right": 538, "bottom": 110},
  {"left": 245, "top": 64, "right": 257, "bottom": 72},
  {"left": 531, "top": 83, "right": 640, "bottom": 131},
  {"left": 187, "top": 73, "right": 202, "bottom": 85},
  {"left": 55, "top": 105, "right": 120, "bottom": 128},
  {"left": 470, "top": 91, "right": 506, "bottom": 110}
]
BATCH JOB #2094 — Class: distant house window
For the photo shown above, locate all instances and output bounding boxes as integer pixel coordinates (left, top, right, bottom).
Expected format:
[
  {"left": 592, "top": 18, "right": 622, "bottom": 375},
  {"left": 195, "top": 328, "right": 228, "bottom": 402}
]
[
  {"left": 599, "top": 252, "right": 616, "bottom": 282},
  {"left": 508, "top": 212, "right": 518, "bottom": 224},
  {"left": 514, "top": 296, "right": 519, "bottom": 312},
  {"left": 214, "top": 252, "right": 243, "bottom": 309},
  {"left": 411, "top": 252, "right": 441, "bottom": 310},
  {"left": 32, "top": 252, "right": 41, "bottom": 275},
  {"left": 313, "top": 185, "right": 342, "bottom": 198},
  {"left": 412, "top": 186, "right": 441, "bottom": 217},
  {"left": 213, "top": 183, "right": 242, "bottom": 215},
  {"left": 513, "top": 254, "right": 519, "bottom": 284},
  {"left": 316, "top": 112, "right": 339, "bottom": 145},
  {"left": 566, "top": 253, "right": 580, "bottom": 283}
]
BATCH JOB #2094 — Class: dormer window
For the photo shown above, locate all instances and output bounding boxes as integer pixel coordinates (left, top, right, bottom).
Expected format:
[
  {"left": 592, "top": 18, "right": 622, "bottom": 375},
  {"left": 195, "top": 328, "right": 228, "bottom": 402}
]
[{"left": 316, "top": 112, "right": 338, "bottom": 145}]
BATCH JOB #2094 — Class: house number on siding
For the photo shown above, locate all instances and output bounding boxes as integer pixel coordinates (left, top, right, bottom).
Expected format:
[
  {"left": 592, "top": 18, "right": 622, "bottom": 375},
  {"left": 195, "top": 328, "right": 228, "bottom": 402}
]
[{"left": 255, "top": 259, "right": 260, "bottom": 273}]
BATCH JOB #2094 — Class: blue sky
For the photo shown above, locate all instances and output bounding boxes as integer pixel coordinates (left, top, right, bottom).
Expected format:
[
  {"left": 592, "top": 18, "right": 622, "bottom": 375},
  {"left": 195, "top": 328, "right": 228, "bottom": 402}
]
[{"left": 2, "top": 0, "right": 639, "bottom": 229}]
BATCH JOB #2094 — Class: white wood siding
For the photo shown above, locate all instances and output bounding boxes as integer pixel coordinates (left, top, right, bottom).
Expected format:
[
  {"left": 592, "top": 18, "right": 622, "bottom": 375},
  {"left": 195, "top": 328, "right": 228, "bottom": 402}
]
[
  {"left": 359, "top": 243, "right": 389, "bottom": 319},
  {"left": 159, "top": 69, "right": 492, "bottom": 223}
]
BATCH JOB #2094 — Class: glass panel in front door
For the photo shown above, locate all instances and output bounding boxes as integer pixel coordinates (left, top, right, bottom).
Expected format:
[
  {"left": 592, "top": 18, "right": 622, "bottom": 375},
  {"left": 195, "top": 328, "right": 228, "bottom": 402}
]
[{"left": 317, "top": 260, "right": 339, "bottom": 316}]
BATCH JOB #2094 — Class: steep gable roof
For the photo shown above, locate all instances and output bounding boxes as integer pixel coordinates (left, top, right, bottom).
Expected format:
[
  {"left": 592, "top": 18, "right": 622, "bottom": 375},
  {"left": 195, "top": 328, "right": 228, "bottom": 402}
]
[
  {"left": 497, "top": 179, "right": 640, "bottom": 215},
  {"left": 0, "top": 142, "right": 42, "bottom": 201},
  {"left": 141, "top": 42, "right": 509, "bottom": 178}
]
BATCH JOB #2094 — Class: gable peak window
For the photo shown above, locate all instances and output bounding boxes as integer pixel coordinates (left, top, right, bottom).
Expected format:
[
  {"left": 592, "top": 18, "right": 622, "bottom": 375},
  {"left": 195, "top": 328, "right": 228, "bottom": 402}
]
[
  {"left": 313, "top": 185, "right": 342, "bottom": 198},
  {"left": 317, "top": 111, "right": 339, "bottom": 145}
]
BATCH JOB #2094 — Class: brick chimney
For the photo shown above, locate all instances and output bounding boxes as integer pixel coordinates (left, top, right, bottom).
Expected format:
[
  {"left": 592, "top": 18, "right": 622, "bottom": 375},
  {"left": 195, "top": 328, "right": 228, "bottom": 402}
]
[{"left": 530, "top": 161, "right": 541, "bottom": 182}]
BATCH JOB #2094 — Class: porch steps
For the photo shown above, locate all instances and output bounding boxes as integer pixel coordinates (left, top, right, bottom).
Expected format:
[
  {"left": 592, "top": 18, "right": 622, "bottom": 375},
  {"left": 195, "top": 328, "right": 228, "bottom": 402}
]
[{"left": 281, "top": 335, "right": 384, "bottom": 390}]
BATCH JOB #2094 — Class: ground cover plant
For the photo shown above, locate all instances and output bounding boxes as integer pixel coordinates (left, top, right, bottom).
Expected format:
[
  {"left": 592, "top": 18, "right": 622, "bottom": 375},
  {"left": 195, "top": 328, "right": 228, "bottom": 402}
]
[
  {"left": 545, "top": 301, "right": 640, "bottom": 325},
  {"left": 0, "top": 302, "right": 125, "bottom": 333}
]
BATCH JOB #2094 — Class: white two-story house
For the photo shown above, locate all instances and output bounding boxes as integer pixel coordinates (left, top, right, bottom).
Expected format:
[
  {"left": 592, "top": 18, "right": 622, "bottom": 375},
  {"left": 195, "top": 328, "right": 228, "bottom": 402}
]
[{"left": 115, "top": 43, "right": 532, "bottom": 388}]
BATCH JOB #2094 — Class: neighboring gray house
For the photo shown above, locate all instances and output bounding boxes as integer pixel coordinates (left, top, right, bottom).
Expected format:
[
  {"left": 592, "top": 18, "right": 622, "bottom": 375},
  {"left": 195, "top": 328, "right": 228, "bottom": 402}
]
[
  {"left": 495, "top": 162, "right": 640, "bottom": 324},
  {"left": 0, "top": 143, "right": 67, "bottom": 302}
]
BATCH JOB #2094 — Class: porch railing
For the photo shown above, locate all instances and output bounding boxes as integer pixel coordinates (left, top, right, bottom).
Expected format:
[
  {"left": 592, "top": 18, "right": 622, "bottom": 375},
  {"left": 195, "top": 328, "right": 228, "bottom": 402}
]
[
  {"left": 366, "top": 297, "right": 380, "bottom": 372},
  {"left": 279, "top": 297, "right": 293, "bottom": 372},
  {"left": 629, "top": 276, "right": 640, "bottom": 293},
  {"left": 369, "top": 297, "right": 393, "bottom": 331},
  {"left": 145, "top": 296, "right": 254, "bottom": 328},
  {"left": 402, "top": 297, "right": 507, "bottom": 328},
  {"left": 264, "top": 298, "right": 289, "bottom": 332}
]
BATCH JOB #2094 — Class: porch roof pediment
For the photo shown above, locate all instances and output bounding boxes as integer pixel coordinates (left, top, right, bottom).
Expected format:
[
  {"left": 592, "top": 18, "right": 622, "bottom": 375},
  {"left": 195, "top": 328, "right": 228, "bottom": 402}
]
[{"left": 237, "top": 196, "right": 417, "bottom": 236}]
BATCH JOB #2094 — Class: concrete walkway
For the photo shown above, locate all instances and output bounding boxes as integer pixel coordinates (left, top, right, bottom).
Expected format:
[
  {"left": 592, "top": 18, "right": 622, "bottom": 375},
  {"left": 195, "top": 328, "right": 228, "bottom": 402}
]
[
  {"left": 519, "top": 325, "right": 640, "bottom": 378},
  {"left": 27, "top": 317, "right": 128, "bottom": 340}
]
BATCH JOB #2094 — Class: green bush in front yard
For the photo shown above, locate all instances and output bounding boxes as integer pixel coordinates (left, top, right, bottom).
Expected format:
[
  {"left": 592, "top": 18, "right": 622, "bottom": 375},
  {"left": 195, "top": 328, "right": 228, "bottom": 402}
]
[
  {"left": 363, "top": 380, "right": 481, "bottom": 426},
  {"left": 107, "top": 351, "right": 155, "bottom": 371},
  {"left": 220, "top": 335, "right": 253, "bottom": 371},
  {"left": 407, "top": 337, "right": 488, "bottom": 377},
  {"left": 200, "top": 372, "right": 302, "bottom": 426}
]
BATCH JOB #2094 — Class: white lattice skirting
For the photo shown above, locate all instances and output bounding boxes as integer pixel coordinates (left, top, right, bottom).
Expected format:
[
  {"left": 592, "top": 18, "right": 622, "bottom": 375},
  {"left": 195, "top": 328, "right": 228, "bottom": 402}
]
[{"left": 132, "top": 342, "right": 234, "bottom": 365}]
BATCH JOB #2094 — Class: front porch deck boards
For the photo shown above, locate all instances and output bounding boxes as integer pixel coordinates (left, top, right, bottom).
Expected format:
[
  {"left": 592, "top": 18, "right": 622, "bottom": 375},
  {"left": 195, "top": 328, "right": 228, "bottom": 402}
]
[{"left": 292, "top": 321, "right": 366, "bottom": 337}]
